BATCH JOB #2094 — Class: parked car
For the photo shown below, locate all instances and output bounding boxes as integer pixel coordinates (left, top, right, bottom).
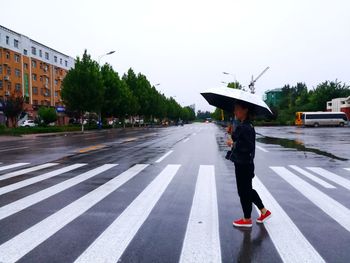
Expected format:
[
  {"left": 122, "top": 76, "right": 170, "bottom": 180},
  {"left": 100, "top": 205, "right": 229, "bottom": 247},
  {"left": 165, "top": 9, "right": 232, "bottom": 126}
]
[{"left": 20, "top": 120, "right": 37, "bottom": 127}]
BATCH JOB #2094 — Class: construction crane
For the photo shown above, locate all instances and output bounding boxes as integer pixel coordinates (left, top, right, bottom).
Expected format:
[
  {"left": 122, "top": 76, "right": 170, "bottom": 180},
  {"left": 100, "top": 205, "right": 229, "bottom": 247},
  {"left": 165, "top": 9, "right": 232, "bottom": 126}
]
[{"left": 248, "top": 66, "right": 270, "bottom": 94}]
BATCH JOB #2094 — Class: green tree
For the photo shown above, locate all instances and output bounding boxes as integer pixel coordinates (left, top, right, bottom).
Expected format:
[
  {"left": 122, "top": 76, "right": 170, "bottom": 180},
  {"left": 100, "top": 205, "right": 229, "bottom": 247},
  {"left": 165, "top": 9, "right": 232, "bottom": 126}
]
[
  {"left": 227, "top": 81, "right": 243, "bottom": 90},
  {"left": 38, "top": 107, "right": 57, "bottom": 126},
  {"left": 2, "top": 94, "right": 24, "bottom": 128},
  {"left": 61, "top": 50, "right": 104, "bottom": 132},
  {"left": 309, "top": 81, "right": 350, "bottom": 111},
  {"left": 101, "top": 64, "right": 123, "bottom": 119}
]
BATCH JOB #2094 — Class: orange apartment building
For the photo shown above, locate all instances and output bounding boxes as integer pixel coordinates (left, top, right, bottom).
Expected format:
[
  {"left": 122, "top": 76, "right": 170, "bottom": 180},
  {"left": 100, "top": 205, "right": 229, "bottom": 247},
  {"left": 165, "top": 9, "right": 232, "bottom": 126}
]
[{"left": 0, "top": 25, "right": 74, "bottom": 125}]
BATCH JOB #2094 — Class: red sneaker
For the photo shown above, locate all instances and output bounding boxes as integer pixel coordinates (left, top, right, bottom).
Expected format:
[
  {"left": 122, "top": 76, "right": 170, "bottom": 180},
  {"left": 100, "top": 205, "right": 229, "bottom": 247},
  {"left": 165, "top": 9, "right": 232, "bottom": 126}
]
[
  {"left": 256, "top": 210, "right": 272, "bottom": 223},
  {"left": 232, "top": 218, "right": 252, "bottom": 228}
]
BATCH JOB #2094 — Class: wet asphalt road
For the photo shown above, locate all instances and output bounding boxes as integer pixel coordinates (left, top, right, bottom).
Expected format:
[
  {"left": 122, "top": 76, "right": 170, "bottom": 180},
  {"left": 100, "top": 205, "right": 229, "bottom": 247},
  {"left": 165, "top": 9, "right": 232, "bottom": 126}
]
[{"left": 0, "top": 123, "right": 349, "bottom": 263}]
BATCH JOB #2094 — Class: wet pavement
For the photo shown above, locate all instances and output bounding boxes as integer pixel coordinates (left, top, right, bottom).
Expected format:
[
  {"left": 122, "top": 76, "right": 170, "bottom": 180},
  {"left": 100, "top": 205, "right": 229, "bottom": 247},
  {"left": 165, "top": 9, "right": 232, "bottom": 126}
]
[{"left": 0, "top": 123, "right": 349, "bottom": 262}]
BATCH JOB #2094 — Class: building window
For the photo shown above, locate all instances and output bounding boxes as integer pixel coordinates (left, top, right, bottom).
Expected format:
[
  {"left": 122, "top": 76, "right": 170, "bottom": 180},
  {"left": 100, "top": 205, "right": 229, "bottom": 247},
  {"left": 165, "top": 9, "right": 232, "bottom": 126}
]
[
  {"left": 15, "top": 83, "right": 21, "bottom": 91},
  {"left": 45, "top": 52, "right": 49, "bottom": 60},
  {"left": 40, "top": 76, "right": 43, "bottom": 82},
  {"left": 23, "top": 49, "right": 28, "bottom": 55},
  {"left": 6, "top": 52, "right": 10, "bottom": 59},
  {"left": 60, "top": 58, "right": 62, "bottom": 65},
  {"left": 31, "top": 47, "right": 36, "bottom": 55},
  {"left": 15, "top": 69, "right": 21, "bottom": 77},
  {"left": 65, "top": 60, "right": 68, "bottom": 67},
  {"left": 32, "top": 74, "right": 37, "bottom": 81},
  {"left": 45, "top": 77, "right": 49, "bottom": 84},
  {"left": 54, "top": 79, "right": 58, "bottom": 85},
  {"left": 33, "top": 100, "right": 38, "bottom": 105},
  {"left": 55, "top": 91, "right": 58, "bottom": 97},
  {"left": 32, "top": 60, "right": 37, "bottom": 68},
  {"left": 54, "top": 56, "right": 57, "bottom": 63},
  {"left": 0, "top": 65, "right": 2, "bottom": 74},
  {"left": 7, "top": 67, "right": 11, "bottom": 75},
  {"left": 33, "top": 87, "right": 38, "bottom": 95},
  {"left": 14, "top": 54, "right": 20, "bottom": 62},
  {"left": 7, "top": 82, "right": 11, "bottom": 89},
  {"left": 24, "top": 63, "right": 28, "bottom": 70},
  {"left": 39, "top": 50, "right": 42, "bottom": 57},
  {"left": 0, "top": 80, "right": 2, "bottom": 89},
  {"left": 14, "top": 39, "right": 19, "bottom": 48},
  {"left": 6, "top": 36, "right": 9, "bottom": 45}
]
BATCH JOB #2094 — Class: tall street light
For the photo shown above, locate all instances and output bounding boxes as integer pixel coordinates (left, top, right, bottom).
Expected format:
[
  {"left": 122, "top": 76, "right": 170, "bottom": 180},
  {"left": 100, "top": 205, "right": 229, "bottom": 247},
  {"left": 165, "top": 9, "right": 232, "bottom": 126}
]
[
  {"left": 97, "top": 50, "right": 116, "bottom": 129},
  {"left": 98, "top": 50, "right": 116, "bottom": 64}
]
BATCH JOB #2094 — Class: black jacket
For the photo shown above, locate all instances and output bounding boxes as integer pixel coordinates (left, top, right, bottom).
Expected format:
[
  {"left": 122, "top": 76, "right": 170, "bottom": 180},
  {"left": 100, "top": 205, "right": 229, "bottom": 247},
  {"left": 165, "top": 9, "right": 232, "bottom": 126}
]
[{"left": 230, "top": 119, "right": 255, "bottom": 164}]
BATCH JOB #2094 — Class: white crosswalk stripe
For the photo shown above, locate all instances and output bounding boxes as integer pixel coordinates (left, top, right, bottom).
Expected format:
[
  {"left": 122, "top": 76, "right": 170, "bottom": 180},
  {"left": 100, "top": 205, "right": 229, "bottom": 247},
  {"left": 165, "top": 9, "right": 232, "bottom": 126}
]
[
  {"left": 0, "top": 163, "right": 87, "bottom": 196},
  {"left": 74, "top": 164, "right": 179, "bottom": 263},
  {"left": 253, "top": 175, "right": 325, "bottom": 263},
  {"left": 1, "top": 162, "right": 349, "bottom": 262},
  {"left": 306, "top": 167, "right": 350, "bottom": 191},
  {"left": 155, "top": 150, "right": 173, "bottom": 163},
  {"left": 0, "top": 163, "right": 29, "bottom": 172},
  {"left": 271, "top": 166, "right": 350, "bottom": 232},
  {"left": 0, "top": 164, "right": 117, "bottom": 220},
  {"left": 288, "top": 165, "right": 336, "bottom": 189},
  {"left": 180, "top": 165, "right": 221, "bottom": 263},
  {"left": 0, "top": 164, "right": 147, "bottom": 263},
  {"left": 0, "top": 163, "right": 58, "bottom": 181}
]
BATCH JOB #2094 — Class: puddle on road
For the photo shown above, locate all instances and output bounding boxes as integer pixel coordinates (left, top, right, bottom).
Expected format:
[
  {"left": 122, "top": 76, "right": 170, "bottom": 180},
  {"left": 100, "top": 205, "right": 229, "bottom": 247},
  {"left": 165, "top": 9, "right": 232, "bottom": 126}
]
[{"left": 256, "top": 135, "right": 348, "bottom": 161}]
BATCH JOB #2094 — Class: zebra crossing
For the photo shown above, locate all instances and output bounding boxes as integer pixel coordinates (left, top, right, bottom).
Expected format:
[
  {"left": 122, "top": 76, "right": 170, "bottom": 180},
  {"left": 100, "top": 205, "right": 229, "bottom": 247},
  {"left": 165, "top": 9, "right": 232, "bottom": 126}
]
[{"left": 0, "top": 161, "right": 349, "bottom": 262}]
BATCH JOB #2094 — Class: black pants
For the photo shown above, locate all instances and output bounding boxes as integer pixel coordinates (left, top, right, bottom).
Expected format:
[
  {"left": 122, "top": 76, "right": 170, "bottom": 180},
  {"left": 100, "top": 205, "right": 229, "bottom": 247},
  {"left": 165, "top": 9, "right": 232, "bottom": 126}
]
[{"left": 234, "top": 162, "right": 264, "bottom": 219}]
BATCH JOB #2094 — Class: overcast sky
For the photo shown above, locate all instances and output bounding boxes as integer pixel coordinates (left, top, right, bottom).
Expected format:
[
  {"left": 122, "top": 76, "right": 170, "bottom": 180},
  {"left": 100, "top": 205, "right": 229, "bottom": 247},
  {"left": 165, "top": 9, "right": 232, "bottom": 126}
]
[{"left": 1, "top": 0, "right": 349, "bottom": 111}]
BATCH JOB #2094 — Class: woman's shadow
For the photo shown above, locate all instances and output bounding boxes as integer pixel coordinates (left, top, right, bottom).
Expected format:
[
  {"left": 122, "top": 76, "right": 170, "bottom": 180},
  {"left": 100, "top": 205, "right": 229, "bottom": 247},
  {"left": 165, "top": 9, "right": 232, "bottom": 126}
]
[{"left": 235, "top": 224, "right": 269, "bottom": 263}]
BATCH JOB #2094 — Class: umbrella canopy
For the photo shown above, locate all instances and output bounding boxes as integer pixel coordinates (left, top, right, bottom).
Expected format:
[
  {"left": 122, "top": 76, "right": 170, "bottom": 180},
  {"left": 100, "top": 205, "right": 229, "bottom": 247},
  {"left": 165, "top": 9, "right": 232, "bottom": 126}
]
[{"left": 201, "top": 87, "right": 273, "bottom": 117}]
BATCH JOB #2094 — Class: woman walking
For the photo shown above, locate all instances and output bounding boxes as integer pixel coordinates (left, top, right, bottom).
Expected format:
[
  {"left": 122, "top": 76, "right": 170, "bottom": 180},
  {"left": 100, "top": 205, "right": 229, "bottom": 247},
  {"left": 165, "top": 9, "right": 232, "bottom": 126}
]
[{"left": 227, "top": 101, "right": 271, "bottom": 227}]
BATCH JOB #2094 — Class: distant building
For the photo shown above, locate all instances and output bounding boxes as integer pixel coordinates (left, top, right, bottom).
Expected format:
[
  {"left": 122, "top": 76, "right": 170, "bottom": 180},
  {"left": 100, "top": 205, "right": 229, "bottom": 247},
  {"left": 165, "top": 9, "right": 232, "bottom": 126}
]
[
  {"left": 0, "top": 25, "right": 74, "bottom": 125},
  {"left": 263, "top": 88, "right": 283, "bottom": 107},
  {"left": 326, "top": 96, "right": 350, "bottom": 120}
]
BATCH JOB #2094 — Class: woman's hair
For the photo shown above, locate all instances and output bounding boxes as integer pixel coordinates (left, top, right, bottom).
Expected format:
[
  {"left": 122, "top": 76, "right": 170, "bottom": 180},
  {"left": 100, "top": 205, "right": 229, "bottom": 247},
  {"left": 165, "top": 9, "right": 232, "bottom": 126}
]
[{"left": 235, "top": 101, "right": 255, "bottom": 120}]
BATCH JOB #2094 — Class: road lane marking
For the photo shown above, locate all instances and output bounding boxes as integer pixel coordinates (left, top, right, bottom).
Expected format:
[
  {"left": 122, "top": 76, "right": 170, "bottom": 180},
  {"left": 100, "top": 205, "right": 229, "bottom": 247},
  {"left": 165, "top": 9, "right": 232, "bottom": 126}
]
[
  {"left": 179, "top": 165, "right": 221, "bottom": 263},
  {"left": 253, "top": 175, "right": 326, "bottom": 263},
  {"left": 256, "top": 145, "right": 269, "bottom": 152},
  {"left": 344, "top": 168, "right": 350, "bottom": 172},
  {"left": 83, "top": 135, "right": 108, "bottom": 140},
  {"left": 289, "top": 165, "right": 336, "bottom": 189},
  {"left": 0, "top": 147, "right": 29, "bottom": 153},
  {"left": 74, "top": 164, "right": 180, "bottom": 263},
  {"left": 0, "top": 163, "right": 59, "bottom": 181},
  {"left": 0, "top": 164, "right": 148, "bottom": 263},
  {"left": 122, "top": 137, "right": 138, "bottom": 143},
  {"left": 183, "top": 138, "right": 190, "bottom": 143},
  {"left": 0, "top": 163, "right": 30, "bottom": 172},
  {"left": 155, "top": 150, "right": 173, "bottom": 163},
  {"left": 77, "top": 144, "right": 107, "bottom": 153},
  {"left": 0, "top": 164, "right": 87, "bottom": 196},
  {"left": 306, "top": 167, "right": 350, "bottom": 191},
  {"left": 0, "top": 164, "right": 118, "bottom": 221},
  {"left": 271, "top": 167, "right": 350, "bottom": 232}
]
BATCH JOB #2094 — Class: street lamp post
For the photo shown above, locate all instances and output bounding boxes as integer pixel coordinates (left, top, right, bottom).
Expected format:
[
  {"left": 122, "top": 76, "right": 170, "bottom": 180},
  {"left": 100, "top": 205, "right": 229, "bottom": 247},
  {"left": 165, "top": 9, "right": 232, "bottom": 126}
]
[{"left": 97, "top": 50, "right": 116, "bottom": 129}]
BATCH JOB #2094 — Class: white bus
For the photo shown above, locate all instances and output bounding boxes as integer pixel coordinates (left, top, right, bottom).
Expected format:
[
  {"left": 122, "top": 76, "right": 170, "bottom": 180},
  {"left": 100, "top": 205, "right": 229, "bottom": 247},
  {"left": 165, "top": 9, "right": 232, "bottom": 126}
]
[{"left": 301, "top": 112, "right": 348, "bottom": 127}]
